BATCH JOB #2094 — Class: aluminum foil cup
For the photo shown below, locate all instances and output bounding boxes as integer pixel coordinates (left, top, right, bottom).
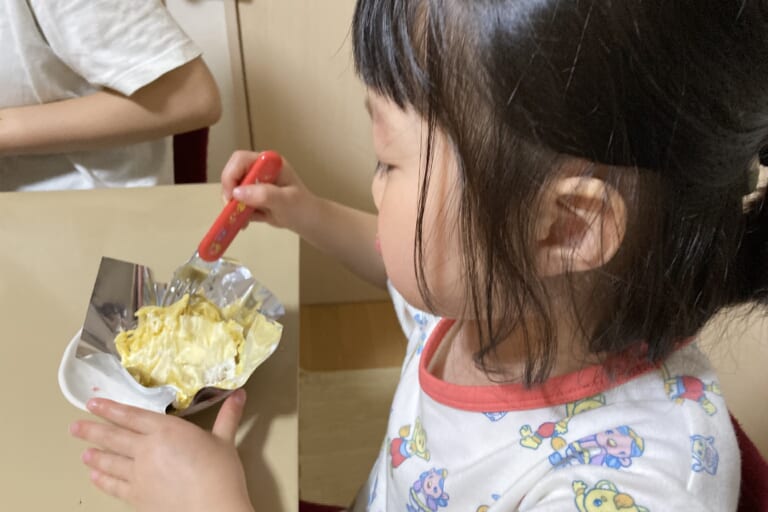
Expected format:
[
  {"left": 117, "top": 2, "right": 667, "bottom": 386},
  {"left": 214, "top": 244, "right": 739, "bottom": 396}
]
[{"left": 58, "top": 256, "right": 284, "bottom": 416}]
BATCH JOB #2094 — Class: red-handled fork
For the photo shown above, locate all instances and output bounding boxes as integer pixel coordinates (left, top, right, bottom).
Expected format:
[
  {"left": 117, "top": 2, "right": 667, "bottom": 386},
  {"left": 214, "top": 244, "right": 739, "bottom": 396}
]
[{"left": 161, "top": 151, "right": 283, "bottom": 306}]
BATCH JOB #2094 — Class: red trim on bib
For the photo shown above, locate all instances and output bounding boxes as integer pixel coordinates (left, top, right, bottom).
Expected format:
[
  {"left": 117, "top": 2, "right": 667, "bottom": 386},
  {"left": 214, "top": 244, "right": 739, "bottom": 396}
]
[{"left": 418, "top": 318, "right": 685, "bottom": 411}]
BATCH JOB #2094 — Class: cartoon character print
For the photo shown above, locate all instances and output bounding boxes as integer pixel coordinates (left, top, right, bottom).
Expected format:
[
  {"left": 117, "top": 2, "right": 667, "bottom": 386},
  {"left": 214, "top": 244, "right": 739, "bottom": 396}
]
[
  {"left": 690, "top": 434, "right": 719, "bottom": 475},
  {"left": 390, "top": 417, "right": 430, "bottom": 468},
  {"left": 572, "top": 480, "right": 649, "bottom": 512},
  {"left": 520, "top": 394, "right": 606, "bottom": 450},
  {"left": 407, "top": 468, "right": 449, "bottom": 512},
  {"left": 413, "top": 312, "right": 430, "bottom": 355},
  {"left": 549, "top": 426, "right": 645, "bottom": 470},
  {"left": 661, "top": 364, "right": 721, "bottom": 415},
  {"left": 483, "top": 412, "right": 508, "bottom": 422},
  {"left": 476, "top": 494, "right": 501, "bottom": 512}
]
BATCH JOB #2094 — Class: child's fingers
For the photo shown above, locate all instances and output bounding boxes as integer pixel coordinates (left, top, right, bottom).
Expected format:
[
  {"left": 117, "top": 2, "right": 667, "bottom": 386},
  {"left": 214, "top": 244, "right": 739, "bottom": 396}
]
[
  {"left": 249, "top": 210, "right": 269, "bottom": 223},
  {"left": 221, "top": 150, "right": 262, "bottom": 197},
  {"left": 70, "top": 420, "right": 138, "bottom": 458},
  {"left": 82, "top": 448, "right": 133, "bottom": 483},
  {"left": 232, "top": 182, "right": 277, "bottom": 209},
  {"left": 212, "top": 388, "right": 246, "bottom": 443},
  {"left": 85, "top": 398, "right": 161, "bottom": 435},
  {"left": 90, "top": 469, "right": 132, "bottom": 503}
]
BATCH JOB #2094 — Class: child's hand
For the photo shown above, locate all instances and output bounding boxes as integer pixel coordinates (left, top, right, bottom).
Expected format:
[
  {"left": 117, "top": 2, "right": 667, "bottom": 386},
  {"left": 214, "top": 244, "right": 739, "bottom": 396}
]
[
  {"left": 221, "top": 150, "right": 317, "bottom": 232},
  {"left": 221, "top": 150, "right": 387, "bottom": 288},
  {"left": 70, "top": 389, "right": 254, "bottom": 512}
]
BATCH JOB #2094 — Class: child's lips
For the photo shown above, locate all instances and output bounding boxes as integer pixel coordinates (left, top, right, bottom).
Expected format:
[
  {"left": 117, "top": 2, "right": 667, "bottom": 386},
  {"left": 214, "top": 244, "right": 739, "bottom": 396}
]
[{"left": 375, "top": 235, "right": 382, "bottom": 254}]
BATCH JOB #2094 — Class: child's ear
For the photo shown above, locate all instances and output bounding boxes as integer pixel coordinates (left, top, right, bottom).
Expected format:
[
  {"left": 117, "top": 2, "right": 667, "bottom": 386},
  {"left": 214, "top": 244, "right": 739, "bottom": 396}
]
[{"left": 534, "top": 176, "right": 627, "bottom": 277}]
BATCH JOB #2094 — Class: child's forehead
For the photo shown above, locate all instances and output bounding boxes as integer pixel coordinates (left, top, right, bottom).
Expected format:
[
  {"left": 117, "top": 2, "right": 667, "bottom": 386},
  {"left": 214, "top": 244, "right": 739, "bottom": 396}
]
[
  {"left": 366, "top": 92, "right": 423, "bottom": 140},
  {"left": 364, "top": 91, "right": 394, "bottom": 123}
]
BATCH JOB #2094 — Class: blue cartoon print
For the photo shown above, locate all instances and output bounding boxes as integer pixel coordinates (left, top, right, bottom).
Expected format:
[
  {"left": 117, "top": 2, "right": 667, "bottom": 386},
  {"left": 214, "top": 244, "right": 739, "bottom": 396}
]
[
  {"left": 690, "top": 435, "right": 718, "bottom": 475},
  {"left": 549, "top": 426, "right": 645, "bottom": 469},
  {"left": 520, "top": 394, "right": 606, "bottom": 450},
  {"left": 476, "top": 494, "right": 501, "bottom": 512},
  {"left": 407, "top": 468, "right": 449, "bottom": 512},
  {"left": 661, "top": 365, "right": 721, "bottom": 415},
  {"left": 413, "top": 312, "right": 430, "bottom": 355},
  {"left": 573, "top": 480, "right": 649, "bottom": 512},
  {"left": 483, "top": 412, "right": 508, "bottom": 422},
  {"left": 390, "top": 417, "right": 430, "bottom": 468}
]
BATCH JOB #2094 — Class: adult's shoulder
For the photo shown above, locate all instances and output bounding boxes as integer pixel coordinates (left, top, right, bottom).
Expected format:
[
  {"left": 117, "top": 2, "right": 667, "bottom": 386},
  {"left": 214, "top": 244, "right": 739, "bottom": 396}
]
[{"left": 29, "top": 0, "right": 201, "bottom": 95}]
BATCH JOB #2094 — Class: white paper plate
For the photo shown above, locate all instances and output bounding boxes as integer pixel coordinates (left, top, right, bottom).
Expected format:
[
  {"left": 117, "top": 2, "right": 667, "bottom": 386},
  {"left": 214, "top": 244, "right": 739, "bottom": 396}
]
[{"left": 58, "top": 329, "right": 178, "bottom": 414}]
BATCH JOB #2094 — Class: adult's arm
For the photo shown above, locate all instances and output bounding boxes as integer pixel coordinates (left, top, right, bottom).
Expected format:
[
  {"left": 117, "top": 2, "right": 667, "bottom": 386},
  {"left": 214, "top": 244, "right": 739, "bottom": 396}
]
[{"left": 0, "top": 57, "right": 221, "bottom": 156}]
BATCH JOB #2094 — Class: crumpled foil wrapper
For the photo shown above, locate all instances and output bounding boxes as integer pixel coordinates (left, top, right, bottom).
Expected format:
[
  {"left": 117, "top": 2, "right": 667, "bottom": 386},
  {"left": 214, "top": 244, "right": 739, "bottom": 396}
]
[{"left": 59, "top": 256, "right": 284, "bottom": 416}]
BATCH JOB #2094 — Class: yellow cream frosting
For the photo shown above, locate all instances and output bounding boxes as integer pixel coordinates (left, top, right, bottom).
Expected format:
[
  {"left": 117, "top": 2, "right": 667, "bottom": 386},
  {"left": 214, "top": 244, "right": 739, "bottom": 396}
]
[{"left": 115, "top": 293, "right": 281, "bottom": 409}]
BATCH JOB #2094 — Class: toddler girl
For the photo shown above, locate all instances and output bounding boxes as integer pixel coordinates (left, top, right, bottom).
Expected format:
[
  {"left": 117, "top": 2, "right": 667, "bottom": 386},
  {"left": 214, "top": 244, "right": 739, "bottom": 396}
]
[{"left": 72, "top": 1, "right": 768, "bottom": 510}]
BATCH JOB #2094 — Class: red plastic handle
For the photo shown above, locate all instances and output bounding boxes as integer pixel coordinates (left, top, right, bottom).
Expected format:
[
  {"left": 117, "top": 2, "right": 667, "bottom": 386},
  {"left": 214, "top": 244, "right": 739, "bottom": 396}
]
[{"left": 197, "top": 151, "right": 283, "bottom": 262}]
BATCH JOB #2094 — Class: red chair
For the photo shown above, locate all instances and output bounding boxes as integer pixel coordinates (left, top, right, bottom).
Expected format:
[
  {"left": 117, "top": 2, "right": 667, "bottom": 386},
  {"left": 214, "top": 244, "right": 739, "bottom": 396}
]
[
  {"left": 172, "top": 127, "right": 209, "bottom": 184},
  {"left": 299, "top": 502, "right": 344, "bottom": 512},
  {"left": 732, "top": 414, "right": 768, "bottom": 511}
]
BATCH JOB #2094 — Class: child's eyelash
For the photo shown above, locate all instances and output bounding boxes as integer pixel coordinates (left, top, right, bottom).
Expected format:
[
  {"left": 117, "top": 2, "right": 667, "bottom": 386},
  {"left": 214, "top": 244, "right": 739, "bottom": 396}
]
[{"left": 375, "top": 161, "right": 393, "bottom": 174}]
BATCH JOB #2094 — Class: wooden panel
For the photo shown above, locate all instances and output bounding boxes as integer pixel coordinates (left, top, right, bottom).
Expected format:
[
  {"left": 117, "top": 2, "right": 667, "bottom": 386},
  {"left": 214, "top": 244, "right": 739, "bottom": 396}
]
[
  {"left": 237, "top": 0, "right": 387, "bottom": 304},
  {"left": 300, "top": 301, "right": 406, "bottom": 371},
  {"left": 298, "top": 302, "right": 403, "bottom": 503},
  {"left": 299, "top": 367, "right": 400, "bottom": 506}
]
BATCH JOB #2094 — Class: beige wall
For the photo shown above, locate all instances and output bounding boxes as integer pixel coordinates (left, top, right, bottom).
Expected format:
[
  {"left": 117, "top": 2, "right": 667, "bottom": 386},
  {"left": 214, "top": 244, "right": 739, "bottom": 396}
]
[
  {"left": 702, "top": 309, "right": 768, "bottom": 457},
  {"left": 238, "top": 0, "right": 387, "bottom": 304}
]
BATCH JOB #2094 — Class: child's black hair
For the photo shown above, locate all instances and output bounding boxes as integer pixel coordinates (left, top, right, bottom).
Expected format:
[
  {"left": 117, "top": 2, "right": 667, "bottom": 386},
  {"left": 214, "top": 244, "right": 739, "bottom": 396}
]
[{"left": 353, "top": 0, "right": 768, "bottom": 384}]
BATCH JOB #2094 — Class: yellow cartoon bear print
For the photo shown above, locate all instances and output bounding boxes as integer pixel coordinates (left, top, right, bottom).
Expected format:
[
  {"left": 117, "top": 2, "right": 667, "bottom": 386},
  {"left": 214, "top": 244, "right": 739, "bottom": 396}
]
[
  {"left": 390, "top": 417, "right": 430, "bottom": 468},
  {"left": 572, "top": 480, "right": 649, "bottom": 512}
]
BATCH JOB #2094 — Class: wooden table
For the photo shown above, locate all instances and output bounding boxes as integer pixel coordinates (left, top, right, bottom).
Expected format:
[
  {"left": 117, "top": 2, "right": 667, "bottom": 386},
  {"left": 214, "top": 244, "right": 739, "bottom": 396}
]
[{"left": 0, "top": 185, "right": 299, "bottom": 511}]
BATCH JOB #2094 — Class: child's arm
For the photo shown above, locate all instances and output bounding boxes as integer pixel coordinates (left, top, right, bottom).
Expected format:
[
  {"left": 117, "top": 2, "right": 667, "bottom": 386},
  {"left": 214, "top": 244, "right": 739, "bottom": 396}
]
[
  {"left": 221, "top": 151, "right": 388, "bottom": 289},
  {"left": 70, "top": 389, "right": 255, "bottom": 512},
  {"left": 0, "top": 57, "right": 221, "bottom": 156}
]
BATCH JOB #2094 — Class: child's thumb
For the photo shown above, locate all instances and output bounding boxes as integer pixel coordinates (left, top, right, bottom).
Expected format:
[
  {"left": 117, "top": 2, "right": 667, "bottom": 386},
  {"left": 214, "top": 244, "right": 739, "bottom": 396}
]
[{"left": 212, "top": 388, "right": 246, "bottom": 443}]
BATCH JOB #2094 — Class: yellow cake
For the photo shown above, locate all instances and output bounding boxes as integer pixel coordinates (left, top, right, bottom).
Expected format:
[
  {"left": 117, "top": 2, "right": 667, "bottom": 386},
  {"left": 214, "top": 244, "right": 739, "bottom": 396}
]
[{"left": 115, "top": 293, "right": 281, "bottom": 409}]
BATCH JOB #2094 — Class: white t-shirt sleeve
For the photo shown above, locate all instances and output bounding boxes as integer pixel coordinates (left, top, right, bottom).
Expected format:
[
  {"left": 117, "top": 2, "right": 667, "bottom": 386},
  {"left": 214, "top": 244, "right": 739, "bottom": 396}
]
[
  {"left": 29, "top": 0, "right": 201, "bottom": 95},
  {"left": 387, "top": 281, "right": 440, "bottom": 355}
]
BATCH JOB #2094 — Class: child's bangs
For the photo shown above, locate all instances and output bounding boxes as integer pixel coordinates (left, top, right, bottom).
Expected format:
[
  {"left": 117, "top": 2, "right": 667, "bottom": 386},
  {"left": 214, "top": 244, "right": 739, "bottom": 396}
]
[{"left": 352, "top": 0, "right": 431, "bottom": 110}]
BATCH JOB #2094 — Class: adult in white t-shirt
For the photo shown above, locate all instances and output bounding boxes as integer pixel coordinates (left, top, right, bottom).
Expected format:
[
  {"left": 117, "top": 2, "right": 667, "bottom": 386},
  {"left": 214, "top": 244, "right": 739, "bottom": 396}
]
[{"left": 0, "top": 0, "right": 221, "bottom": 191}]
